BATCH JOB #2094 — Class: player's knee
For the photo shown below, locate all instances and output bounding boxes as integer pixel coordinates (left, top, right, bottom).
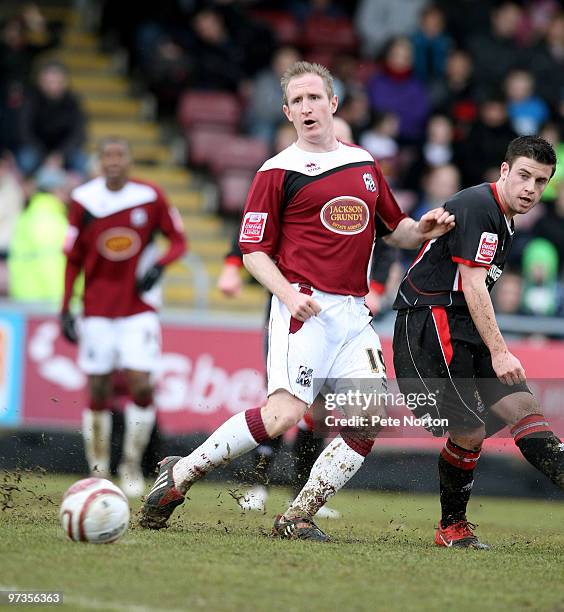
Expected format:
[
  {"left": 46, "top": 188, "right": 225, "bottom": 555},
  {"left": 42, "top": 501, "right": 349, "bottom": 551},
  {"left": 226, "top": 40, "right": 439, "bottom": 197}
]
[
  {"left": 449, "top": 426, "right": 485, "bottom": 451},
  {"left": 131, "top": 385, "right": 153, "bottom": 408},
  {"left": 89, "top": 376, "right": 111, "bottom": 407},
  {"left": 262, "top": 396, "right": 305, "bottom": 437}
]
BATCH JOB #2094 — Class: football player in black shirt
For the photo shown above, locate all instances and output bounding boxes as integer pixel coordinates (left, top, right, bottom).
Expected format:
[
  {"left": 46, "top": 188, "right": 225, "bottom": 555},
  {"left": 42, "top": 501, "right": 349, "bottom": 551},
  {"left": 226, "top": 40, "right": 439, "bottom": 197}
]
[{"left": 393, "top": 135, "right": 563, "bottom": 548}]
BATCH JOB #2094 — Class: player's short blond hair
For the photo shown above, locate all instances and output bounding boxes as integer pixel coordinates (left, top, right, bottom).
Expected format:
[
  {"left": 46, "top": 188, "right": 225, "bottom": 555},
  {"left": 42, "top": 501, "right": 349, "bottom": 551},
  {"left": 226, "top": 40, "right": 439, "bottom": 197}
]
[{"left": 280, "top": 61, "right": 335, "bottom": 106}]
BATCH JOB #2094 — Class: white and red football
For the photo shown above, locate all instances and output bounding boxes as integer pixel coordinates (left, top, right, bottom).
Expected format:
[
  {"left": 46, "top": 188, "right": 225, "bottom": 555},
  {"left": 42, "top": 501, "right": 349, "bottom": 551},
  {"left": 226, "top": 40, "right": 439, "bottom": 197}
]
[{"left": 60, "top": 477, "right": 130, "bottom": 544}]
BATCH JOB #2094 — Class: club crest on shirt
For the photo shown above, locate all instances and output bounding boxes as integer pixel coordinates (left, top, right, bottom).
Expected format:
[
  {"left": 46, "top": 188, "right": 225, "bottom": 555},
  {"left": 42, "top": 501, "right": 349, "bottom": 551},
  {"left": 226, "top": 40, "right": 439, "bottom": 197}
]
[
  {"left": 296, "top": 365, "right": 313, "bottom": 387},
  {"left": 97, "top": 227, "right": 142, "bottom": 261},
  {"left": 240, "top": 212, "right": 268, "bottom": 243},
  {"left": 320, "top": 196, "right": 370, "bottom": 235},
  {"left": 130, "top": 207, "right": 148, "bottom": 227},
  {"left": 362, "top": 172, "right": 377, "bottom": 192},
  {"left": 475, "top": 232, "right": 498, "bottom": 264}
]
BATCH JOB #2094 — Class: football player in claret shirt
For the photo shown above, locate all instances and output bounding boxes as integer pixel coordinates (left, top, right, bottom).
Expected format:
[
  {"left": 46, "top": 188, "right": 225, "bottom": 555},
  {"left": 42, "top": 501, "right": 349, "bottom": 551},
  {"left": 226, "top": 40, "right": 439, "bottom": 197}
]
[
  {"left": 393, "top": 135, "right": 563, "bottom": 548},
  {"left": 140, "top": 61, "right": 455, "bottom": 540},
  {"left": 60, "top": 137, "right": 187, "bottom": 497}
]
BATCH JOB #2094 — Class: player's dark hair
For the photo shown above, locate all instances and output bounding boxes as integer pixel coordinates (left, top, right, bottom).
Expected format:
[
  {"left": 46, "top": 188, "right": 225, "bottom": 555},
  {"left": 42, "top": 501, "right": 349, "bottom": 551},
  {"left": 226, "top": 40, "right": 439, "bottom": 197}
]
[
  {"left": 505, "top": 136, "right": 557, "bottom": 177},
  {"left": 98, "top": 136, "right": 131, "bottom": 155}
]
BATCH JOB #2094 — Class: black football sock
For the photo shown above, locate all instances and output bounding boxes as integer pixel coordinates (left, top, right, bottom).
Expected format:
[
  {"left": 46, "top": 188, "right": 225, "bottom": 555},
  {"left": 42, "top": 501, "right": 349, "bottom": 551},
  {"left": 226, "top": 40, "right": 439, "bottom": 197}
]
[
  {"left": 292, "top": 427, "right": 325, "bottom": 496},
  {"left": 439, "top": 439, "right": 481, "bottom": 527},
  {"left": 512, "top": 414, "right": 564, "bottom": 489}
]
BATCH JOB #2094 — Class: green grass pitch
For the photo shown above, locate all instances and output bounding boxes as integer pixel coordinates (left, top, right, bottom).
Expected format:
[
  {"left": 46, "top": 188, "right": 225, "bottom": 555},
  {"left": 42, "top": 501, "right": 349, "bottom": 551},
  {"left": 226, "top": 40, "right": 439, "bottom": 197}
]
[{"left": 1, "top": 472, "right": 563, "bottom": 612}]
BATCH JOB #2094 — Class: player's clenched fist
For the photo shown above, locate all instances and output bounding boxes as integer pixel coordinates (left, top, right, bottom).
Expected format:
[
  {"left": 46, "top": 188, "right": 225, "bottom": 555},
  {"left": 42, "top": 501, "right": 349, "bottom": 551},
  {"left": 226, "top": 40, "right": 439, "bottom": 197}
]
[
  {"left": 286, "top": 292, "right": 322, "bottom": 321},
  {"left": 491, "top": 350, "right": 526, "bottom": 386}
]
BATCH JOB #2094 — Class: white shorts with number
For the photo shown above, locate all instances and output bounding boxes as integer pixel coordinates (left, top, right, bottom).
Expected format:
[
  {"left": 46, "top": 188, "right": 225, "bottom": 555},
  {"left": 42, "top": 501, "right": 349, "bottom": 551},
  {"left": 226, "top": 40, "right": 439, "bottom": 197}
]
[
  {"left": 78, "top": 311, "right": 161, "bottom": 375},
  {"left": 267, "top": 285, "right": 386, "bottom": 405}
]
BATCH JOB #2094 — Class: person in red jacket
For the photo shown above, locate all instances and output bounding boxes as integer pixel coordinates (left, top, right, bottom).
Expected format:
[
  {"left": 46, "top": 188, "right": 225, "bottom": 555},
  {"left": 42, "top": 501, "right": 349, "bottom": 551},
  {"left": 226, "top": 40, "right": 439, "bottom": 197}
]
[{"left": 60, "top": 137, "right": 187, "bottom": 497}]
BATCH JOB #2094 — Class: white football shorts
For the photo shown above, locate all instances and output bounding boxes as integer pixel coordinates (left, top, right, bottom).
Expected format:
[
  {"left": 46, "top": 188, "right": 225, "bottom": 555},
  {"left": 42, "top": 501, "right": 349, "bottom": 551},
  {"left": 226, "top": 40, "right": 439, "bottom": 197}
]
[
  {"left": 267, "top": 285, "right": 387, "bottom": 405},
  {"left": 78, "top": 311, "right": 161, "bottom": 375}
]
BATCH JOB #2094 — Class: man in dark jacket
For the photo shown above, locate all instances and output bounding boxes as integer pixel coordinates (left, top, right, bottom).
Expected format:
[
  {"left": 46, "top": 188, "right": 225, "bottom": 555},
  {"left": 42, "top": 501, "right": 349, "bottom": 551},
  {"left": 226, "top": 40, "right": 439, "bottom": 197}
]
[{"left": 17, "top": 60, "right": 87, "bottom": 175}]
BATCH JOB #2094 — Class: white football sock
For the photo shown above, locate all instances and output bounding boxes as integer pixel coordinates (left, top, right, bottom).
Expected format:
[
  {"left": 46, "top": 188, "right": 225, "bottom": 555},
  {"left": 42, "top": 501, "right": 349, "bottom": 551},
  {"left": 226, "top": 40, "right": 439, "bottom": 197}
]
[
  {"left": 121, "top": 402, "right": 156, "bottom": 467},
  {"left": 286, "top": 436, "right": 365, "bottom": 518},
  {"left": 173, "top": 410, "right": 259, "bottom": 493},
  {"left": 82, "top": 409, "right": 112, "bottom": 477}
]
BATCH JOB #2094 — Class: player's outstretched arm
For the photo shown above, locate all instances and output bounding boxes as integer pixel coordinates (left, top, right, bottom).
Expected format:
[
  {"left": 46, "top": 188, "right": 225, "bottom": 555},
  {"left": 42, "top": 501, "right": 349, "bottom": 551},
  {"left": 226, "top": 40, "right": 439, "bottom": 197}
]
[
  {"left": 459, "top": 263, "right": 525, "bottom": 386},
  {"left": 243, "top": 251, "right": 321, "bottom": 321},
  {"left": 384, "top": 208, "right": 455, "bottom": 249}
]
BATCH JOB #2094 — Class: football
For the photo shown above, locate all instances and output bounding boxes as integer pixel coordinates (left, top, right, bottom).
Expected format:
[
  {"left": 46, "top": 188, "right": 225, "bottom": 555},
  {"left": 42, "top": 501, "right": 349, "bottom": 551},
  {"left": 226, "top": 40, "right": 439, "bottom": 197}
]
[{"left": 60, "top": 477, "right": 130, "bottom": 544}]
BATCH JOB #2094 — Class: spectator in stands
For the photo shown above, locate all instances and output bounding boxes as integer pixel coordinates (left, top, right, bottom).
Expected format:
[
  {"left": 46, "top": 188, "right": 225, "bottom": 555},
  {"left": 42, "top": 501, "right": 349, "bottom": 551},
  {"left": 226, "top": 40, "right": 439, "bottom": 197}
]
[
  {"left": 493, "top": 271, "right": 523, "bottom": 315},
  {"left": 17, "top": 60, "right": 87, "bottom": 176},
  {"left": 354, "top": 0, "right": 429, "bottom": 58},
  {"left": 404, "top": 114, "right": 455, "bottom": 190},
  {"left": 456, "top": 96, "right": 517, "bottom": 186},
  {"left": 0, "top": 9, "right": 57, "bottom": 153},
  {"left": 7, "top": 165, "right": 69, "bottom": 302},
  {"left": 0, "top": 151, "right": 24, "bottom": 261},
  {"left": 410, "top": 4, "right": 452, "bottom": 85},
  {"left": 290, "top": 0, "right": 347, "bottom": 24},
  {"left": 366, "top": 37, "right": 430, "bottom": 144},
  {"left": 533, "top": 182, "right": 564, "bottom": 272},
  {"left": 410, "top": 163, "right": 461, "bottom": 221},
  {"left": 520, "top": 238, "right": 563, "bottom": 317},
  {"left": 539, "top": 122, "right": 564, "bottom": 202},
  {"left": 467, "top": 1, "right": 527, "bottom": 99},
  {"left": 529, "top": 10, "right": 564, "bottom": 111},
  {"left": 335, "top": 87, "right": 371, "bottom": 143},
  {"left": 187, "top": 7, "right": 245, "bottom": 92},
  {"left": 359, "top": 111, "right": 400, "bottom": 183},
  {"left": 244, "top": 46, "right": 301, "bottom": 145},
  {"left": 144, "top": 36, "right": 192, "bottom": 118},
  {"left": 430, "top": 49, "right": 477, "bottom": 141},
  {"left": 504, "top": 68, "right": 550, "bottom": 136}
]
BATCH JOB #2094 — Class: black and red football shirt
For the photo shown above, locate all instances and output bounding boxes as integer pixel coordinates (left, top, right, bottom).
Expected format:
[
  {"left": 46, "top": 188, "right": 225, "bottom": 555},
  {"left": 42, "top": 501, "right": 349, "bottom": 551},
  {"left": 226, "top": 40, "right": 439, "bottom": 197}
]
[{"left": 394, "top": 182, "right": 515, "bottom": 309}]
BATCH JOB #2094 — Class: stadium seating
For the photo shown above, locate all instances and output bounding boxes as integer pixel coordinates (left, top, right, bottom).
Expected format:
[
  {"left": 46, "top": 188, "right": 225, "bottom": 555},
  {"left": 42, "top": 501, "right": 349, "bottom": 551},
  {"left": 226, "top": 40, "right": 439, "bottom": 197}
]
[
  {"left": 218, "top": 170, "right": 255, "bottom": 214},
  {"left": 251, "top": 10, "right": 300, "bottom": 46},
  {"left": 208, "top": 136, "right": 269, "bottom": 177},
  {"left": 302, "top": 16, "right": 358, "bottom": 54},
  {"left": 177, "top": 91, "right": 241, "bottom": 133},
  {"left": 186, "top": 126, "right": 236, "bottom": 170}
]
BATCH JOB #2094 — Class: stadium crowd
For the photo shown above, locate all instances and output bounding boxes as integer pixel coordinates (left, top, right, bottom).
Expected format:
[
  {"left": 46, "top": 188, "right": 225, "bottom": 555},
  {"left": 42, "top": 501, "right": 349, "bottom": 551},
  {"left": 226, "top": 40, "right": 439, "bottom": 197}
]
[{"left": 1, "top": 0, "right": 564, "bottom": 320}]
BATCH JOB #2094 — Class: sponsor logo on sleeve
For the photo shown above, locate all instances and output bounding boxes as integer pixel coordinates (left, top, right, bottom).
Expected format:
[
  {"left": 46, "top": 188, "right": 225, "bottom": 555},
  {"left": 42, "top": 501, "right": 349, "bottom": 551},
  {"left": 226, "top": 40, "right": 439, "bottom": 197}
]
[
  {"left": 320, "top": 196, "right": 370, "bottom": 235},
  {"left": 240, "top": 212, "right": 268, "bottom": 243},
  {"left": 475, "top": 232, "right": 498, "bottom": 264}
]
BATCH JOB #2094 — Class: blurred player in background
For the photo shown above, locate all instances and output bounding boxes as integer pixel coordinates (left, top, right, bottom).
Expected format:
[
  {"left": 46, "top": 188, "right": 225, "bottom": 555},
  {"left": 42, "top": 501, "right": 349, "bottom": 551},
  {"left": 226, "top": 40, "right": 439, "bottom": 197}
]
[
  {"left": 141, "top": 61, "right": 454, "bottom": 540},
  {"left": 60, "top": 137, "right": 187, "bottom": 497},
  {"left": 217, "top": 116, "right": 387, "bottom": 518},
  {"left": 393, "top": 135, "right": 563, "bottom": 548}
]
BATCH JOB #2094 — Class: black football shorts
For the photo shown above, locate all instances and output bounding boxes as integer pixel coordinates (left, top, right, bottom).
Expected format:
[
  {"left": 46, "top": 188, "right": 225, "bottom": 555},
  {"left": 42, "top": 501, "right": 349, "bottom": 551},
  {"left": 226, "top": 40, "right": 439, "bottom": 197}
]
[{"left": 393, "top": 306, "right": 531, "bottom": 437}]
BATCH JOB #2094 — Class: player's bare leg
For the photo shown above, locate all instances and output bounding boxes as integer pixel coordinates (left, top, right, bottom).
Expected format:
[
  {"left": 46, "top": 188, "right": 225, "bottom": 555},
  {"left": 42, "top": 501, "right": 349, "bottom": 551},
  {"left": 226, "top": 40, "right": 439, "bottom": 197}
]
[
  {"left": 118, "top": 369, "right": 156, "bottom": 498},
  {"left": 275, "top": 390, "right": 385, "bottom": 541},
  {"left": 140, "top": 390, "right": 307, "bottom": 529},
  {"left": 82, "top": 374, "right": 113, "bottom": 478}
]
